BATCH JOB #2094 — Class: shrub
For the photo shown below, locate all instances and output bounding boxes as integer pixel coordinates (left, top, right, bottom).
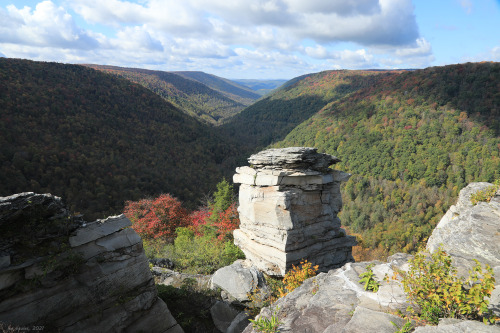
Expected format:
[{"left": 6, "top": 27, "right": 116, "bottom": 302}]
[
  {"left": 213, "top": 203, "right": 240, "bottom": 241},
  {"left": 247, "top": 260, "right": 318, "bottom": 317},
  {"left": 279, "top": 260, "right": 319, "bottom": 297},
  {"left": 124, "top": 194, "right": 188, "bottom": 240},
  {"left": 394, "top": 247, "right": 496, "bottom": 325},
  {"left": 359, "top": 263, "right": 380, "bottom": 292},
  {"left": 470, "top": 179, "right": 499, "bottom": 205},
  {"left": 249, "top": 307, "right": 282, "bottom": 333},
  {"left": 168, "top": 227, "right": 244, "bottom": 274}
]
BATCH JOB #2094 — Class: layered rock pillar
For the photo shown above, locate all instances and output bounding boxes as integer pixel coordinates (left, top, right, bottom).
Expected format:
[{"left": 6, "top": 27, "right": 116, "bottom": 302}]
[{"left": 233, "top": 147, "right": 356, "bottom": 276}]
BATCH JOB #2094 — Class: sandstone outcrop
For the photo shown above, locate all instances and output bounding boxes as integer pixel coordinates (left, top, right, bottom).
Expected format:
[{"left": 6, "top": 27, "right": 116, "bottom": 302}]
[
  {"left": 242, "top": 182, "right": 500, "bottom": 332},
  {"left": 0, "top": 192, "right": 182, "bottom": 332},
  {"left": 427, "top": 182, "right": 500, "bottom": 269},
  {"left": 233, "top": 147, "right": 356, "bottom": 276}
]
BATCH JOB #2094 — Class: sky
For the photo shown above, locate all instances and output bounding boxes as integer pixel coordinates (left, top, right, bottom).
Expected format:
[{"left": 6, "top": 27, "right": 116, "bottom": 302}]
[{"left": 0, "top": 0, "right": 499, "bottom": 79}]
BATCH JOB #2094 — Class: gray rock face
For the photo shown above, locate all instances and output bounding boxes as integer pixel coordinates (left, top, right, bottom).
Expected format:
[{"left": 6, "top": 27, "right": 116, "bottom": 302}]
[
  {"left": 242, "top": 257, "right": 410, "bottom": 333},
  {"left": 211, "top": 260, "right": 268, "bottom": 302},
  {"left": 227, "top": 312, "right": 251, "bottom": 333},
  {"left": 413, "top": 319, "right": 500, "bottom": 332},
  {"left": 427, "top": 182, "right": 500, "bottom": 267},
  {"left": 210, "top": 300, "right": 242, "bottom": 332},
  {"left": 0, "top": 192, "right": 182, "bottom": 332},
  {"left": 153, "top": 267, "right": 212, "bottom": 290},
  {"left": 342, "top": 306, "right": 404, "bottom": 333},
  {"left": 233, "top": 147, "right": 356, "bottom": 276}
]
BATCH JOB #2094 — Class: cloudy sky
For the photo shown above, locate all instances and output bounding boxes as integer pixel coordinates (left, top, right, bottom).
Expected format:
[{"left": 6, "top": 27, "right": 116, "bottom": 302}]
[{"left": 0, "top": 0, "right": 499, "bottom": 79}]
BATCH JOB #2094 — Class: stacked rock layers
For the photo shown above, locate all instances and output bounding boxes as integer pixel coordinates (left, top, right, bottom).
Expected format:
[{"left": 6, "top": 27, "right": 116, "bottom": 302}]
[
  {"left": 233, "top": 147, "right": 356, "bottom": 276},
  {"left": 0, "top": 192, "right": 182, "bottom": 332}
]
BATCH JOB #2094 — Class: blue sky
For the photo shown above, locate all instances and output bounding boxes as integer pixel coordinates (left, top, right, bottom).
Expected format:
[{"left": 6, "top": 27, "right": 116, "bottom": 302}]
[{"left": 0, "top": 0, "right": 499, "bottom": 79}]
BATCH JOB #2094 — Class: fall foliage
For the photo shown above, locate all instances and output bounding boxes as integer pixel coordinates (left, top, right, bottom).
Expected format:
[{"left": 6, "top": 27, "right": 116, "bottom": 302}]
[{"left": 124, "top": 194, "right": 189, "bottom": 240}]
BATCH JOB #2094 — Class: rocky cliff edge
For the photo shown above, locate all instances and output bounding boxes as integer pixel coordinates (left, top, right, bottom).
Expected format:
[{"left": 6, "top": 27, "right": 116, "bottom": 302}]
[
  {"left": 0, "top": 192, "right": 183, "bottom": 333},
  {"left": 241, "top": 182, "right": 500, "bottom": 333}
]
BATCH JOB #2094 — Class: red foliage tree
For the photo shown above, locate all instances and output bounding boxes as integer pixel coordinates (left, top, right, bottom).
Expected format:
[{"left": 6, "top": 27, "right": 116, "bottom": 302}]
[
  {"left": 188, "top": 208, "right": 211, "bottom": 236},
  {"left": 185, "top": 203, "right": 240, "bottom": 241},
  {"left": 213, "top": 203, "right": 240, "bottom": 241},
  {"left": 124, "top": 194, "right": 188, "bottom": 240}
]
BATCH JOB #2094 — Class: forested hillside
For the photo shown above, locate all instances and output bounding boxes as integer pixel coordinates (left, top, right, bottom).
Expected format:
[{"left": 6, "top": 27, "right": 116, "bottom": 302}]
[
  {"left": 85, "top": 65, "right": 257, "bottom": 125},
  {"left": 273, "top": 62, "right": 500, "bottom": 254},
  {"left": 0, "top": 58, "right": 239, "bottom": 219},
  {"left": 221, "top": 70, "right": 402, "bottom": 150},
  {"left": 2, "top": 57, "right": 498, "bottom": 256}
]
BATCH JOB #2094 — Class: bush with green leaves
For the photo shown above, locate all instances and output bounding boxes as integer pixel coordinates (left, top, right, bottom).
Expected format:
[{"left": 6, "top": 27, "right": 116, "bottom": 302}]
[
  {"left": 470, "top": 179, "right": 499, "bottom": 205},
  {"left": 145, "top": 227, "right": 244, "bottom": 275},
  {"left": 249, "top": 307, "right": 282, "bottom": 333},
  {"left": 359, "top": 263, "right": 380, "bottom": 292},
  {"left": 394, "top": 247, "right": 496, "bottom": 325}
]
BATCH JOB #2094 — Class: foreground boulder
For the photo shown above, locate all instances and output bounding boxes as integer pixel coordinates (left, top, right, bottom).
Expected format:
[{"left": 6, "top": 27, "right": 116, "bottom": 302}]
[
  {"left": 0, "top": 192, "right": 182, "bottom": 332},
  {"left": 211, "top": 259, "right": 268, "bottom": 303},
  {"left": 233, "top": 147, "right": 356, "bottom": 276}
]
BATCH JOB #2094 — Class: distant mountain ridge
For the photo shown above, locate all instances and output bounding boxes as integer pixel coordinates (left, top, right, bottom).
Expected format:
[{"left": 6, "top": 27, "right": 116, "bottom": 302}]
[
  {"left": 231, "top": 79, "right": 288, "bottom": 96},
  {"left": 85, "top": 65, "right": 259, "bottom": 125},
  {"left": 173, "top": 71, "right": 260, "bottom": 103}
]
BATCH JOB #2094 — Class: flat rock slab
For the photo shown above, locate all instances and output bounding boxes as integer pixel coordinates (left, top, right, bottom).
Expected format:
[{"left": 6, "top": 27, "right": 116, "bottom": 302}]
[
  {"left": 248, "top": 147, "right": 340, "bottom": 171},
  {"left": 342, "top": 306, "right": 404, "bottom": 333},
  {"left": 69, "top": 215, "right": 132, "bottom": 247}
]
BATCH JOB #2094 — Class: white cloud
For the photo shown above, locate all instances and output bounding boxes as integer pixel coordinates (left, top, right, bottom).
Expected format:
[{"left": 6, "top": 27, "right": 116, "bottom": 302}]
[
  {"left": 290, "top": 0, "right": 418, "bottom": 46},
  {"left": 396, "top": 38, "right": 432, "bottom": 57},
  {"left": 459, "top": 45, "right": 500, "bottom": 63},
  {"left": 0, "top": 1, "right": 100, "bottom": 49},
  {"left": 114, "top": 26, "right": 164, "bottom": 52},
  {"left": 171, "top": 39, "right": 236, "bottom": 59},
  {"left": 193, "top": 0, "right": 295, "bottom": 26},
  {"left": 69, "top": 0, "right": 419, "bottom": 47},
  {"left": 304, "top": 45, "right": 330, "bottom": 59},
  {"left": 71, "top": 0, "right": 211, "bottom": 35},
  {"left": 0, "top": 0, "right": 434, "bottom": 78},
  {"left": 285, "top": 0, "right": 381, "bottom": 16}
]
